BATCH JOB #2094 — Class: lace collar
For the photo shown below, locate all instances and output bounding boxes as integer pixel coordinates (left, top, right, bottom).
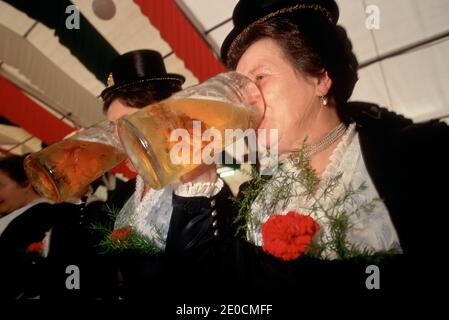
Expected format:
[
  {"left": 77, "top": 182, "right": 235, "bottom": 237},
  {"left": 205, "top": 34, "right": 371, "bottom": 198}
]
[
  {"left": 115, "top": 176, "right": 173, "bottom": 248},
  {"left": 248, "top": 123, "right": 358, "bottom": 245}
]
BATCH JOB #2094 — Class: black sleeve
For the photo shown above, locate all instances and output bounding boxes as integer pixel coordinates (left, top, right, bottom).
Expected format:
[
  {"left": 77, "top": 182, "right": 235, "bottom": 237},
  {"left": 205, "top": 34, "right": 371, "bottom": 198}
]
[
  {"left": 0, "top": 203, "right": 55, "bottom": 258},
  {"left": 0, "top": 203, "right": 55, "bottom": 298}
]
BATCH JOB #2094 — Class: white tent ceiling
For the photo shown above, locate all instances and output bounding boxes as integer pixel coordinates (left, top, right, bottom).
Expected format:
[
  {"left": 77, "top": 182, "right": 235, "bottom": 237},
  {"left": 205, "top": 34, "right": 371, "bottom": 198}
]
[{"left": 1, "top": 0, "right": 448, "bottom": 156}]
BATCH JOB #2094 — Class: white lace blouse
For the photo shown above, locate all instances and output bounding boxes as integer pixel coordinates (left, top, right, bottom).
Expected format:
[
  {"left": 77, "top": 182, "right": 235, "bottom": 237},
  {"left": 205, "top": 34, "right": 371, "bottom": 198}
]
[{"left": 248, "top": 123, "right": 401, "bottom": 258}]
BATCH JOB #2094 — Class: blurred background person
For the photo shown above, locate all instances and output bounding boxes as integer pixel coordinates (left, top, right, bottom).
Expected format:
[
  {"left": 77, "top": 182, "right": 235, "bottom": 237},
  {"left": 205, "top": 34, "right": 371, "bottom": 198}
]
[{"left": 0, "top": 154, "right": 54, "bottom": 299}]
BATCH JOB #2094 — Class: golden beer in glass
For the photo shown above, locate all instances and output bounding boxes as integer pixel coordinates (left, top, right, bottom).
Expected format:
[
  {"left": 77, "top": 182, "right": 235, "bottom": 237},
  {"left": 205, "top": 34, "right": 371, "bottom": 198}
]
[
  {"left": 24, "top": 120, "right": 126, "bottom": 202},
  {"left": 117, "top": 71, "right": 264, "bottom": 189}
]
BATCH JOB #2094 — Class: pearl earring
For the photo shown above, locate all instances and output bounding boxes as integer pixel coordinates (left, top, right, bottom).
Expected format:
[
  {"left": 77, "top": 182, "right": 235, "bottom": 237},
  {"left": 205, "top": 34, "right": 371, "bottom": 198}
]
[{"left": 320, "top": 96, "right": 328, "bottom": 106}]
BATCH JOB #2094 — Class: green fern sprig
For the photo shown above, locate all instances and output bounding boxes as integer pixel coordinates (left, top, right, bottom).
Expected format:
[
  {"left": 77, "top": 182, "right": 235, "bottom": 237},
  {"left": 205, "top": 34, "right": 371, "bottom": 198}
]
[{"left": 89, "top": 204, "right": 163, "bottom": 256}]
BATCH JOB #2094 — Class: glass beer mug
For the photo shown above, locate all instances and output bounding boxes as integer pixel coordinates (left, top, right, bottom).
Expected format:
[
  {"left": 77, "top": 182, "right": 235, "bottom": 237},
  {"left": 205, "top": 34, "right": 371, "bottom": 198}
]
[
  {"left": 117, "top": 71, "right": 265, "bottom": 189},
  {"left": 24, "top": 120, "right": 126, "bottom": 202}
]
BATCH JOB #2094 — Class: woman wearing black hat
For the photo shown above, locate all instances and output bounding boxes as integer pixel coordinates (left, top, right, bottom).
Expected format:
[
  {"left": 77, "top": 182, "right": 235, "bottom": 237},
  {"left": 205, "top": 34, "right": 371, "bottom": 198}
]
[
  {"left": 164, "top": 0, "right": 449, "bottom": 301},
  {"left": 99, "top": 49, "right": 186, "bottom": 297},
  {"left": 101, "top": 49, "right": 184, "bottom": 234}
]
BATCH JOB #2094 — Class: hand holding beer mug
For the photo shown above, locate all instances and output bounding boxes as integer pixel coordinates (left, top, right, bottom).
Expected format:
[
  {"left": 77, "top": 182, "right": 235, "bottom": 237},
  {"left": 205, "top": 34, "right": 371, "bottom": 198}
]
[
  {"left": 24, "top": 120, "right": 126, "bottom": 202},
  {"left": 117, "top": 71, "right": 265, "bottom": 189}
]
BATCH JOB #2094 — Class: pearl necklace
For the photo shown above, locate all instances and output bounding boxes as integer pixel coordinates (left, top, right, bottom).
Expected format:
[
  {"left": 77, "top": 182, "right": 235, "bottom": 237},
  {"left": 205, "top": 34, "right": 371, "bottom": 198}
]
[{"left": 304, "top": 123, "right": 347, "bottom": 158}]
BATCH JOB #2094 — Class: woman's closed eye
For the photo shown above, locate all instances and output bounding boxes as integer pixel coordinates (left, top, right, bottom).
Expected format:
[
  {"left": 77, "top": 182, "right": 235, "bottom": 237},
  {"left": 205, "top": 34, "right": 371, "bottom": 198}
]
[{"left": 254, "top": 74, "right": 267, "bottom": 83}]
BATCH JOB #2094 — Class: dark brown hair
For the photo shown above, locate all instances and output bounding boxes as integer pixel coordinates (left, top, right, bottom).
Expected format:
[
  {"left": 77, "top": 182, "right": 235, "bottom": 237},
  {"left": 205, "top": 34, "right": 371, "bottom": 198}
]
[
  {"left": 226, "top": 11, "right": 358, "bottom": 109},
  {"left": 102, "top": 81, "right": 182, "bottom": 112}
]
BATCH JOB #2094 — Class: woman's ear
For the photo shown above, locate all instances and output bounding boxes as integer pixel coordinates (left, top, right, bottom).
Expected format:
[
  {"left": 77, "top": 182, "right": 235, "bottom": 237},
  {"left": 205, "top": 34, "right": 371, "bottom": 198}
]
[{"left": 316, "top": 70, "right": 332, "bottom": 97}]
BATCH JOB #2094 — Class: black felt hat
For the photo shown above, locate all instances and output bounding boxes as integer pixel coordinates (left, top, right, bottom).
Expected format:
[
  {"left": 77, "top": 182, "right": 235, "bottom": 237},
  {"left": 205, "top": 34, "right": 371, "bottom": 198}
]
[
  {"left": 100, "top": 49, "right": 185, "bottom": 100},
  {"left": 220, "top": 0, "right": 339, "bottom": 65}
]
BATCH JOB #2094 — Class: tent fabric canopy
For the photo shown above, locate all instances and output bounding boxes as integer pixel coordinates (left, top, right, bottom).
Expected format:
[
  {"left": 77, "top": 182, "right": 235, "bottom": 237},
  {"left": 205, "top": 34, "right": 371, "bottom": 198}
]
[
  {"left": 3, "top": 0, "right": 119, "bottom": 83},
  {"left": 0, "top": 76, "right": 74, "bottom": 144}
]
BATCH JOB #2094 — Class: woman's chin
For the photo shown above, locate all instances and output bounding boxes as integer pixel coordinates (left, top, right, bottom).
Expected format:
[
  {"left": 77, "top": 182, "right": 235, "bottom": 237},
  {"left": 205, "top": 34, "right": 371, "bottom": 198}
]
[{"left": 0, "top": 204, "right": 12, "bottom": 215}]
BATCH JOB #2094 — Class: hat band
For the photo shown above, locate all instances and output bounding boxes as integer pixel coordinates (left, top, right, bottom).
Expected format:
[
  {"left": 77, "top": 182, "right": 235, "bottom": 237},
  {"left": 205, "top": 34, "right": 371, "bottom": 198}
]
[
  {"left": 105, "top": 74, "right": 184, "bottom": 89},
  {"left": 226, "top": 3, "right": 335, "bottom": 64},
  {"left": 101, "top": 77, "right": 184, "bottom": 101}
]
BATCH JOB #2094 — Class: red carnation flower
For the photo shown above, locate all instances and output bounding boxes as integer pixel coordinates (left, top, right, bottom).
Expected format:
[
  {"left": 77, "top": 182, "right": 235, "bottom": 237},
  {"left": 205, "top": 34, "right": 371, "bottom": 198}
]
[
  {"left": 110, "top": 226, "right": 132, "bottom": 242},
  {"left": 262, "top": 211, "right": 320, "bottom": 261},
  {"left": 27, "top": 241, "right": 45, "bottom": 253}
]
